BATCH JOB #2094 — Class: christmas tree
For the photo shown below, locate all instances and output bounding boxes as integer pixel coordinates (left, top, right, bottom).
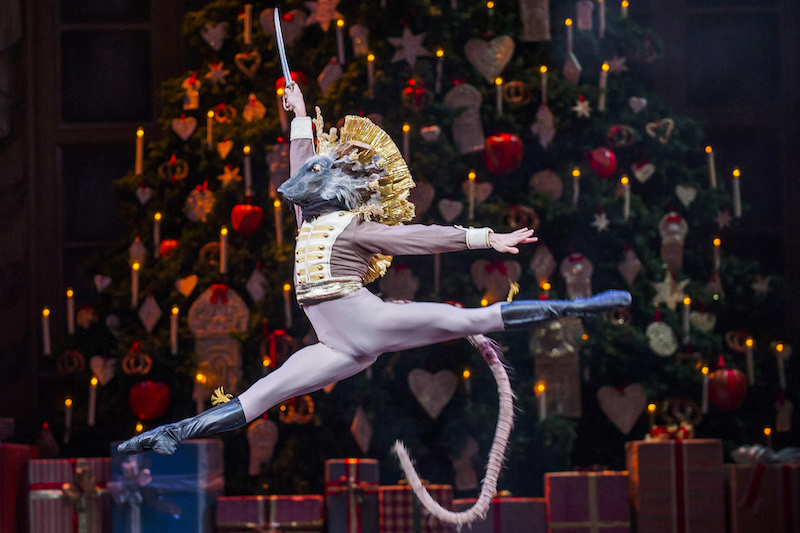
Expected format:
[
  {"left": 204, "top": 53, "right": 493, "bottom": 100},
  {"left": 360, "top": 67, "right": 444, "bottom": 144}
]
[{"left": 45, "top": 0, "right": 794, "bottom": 497}]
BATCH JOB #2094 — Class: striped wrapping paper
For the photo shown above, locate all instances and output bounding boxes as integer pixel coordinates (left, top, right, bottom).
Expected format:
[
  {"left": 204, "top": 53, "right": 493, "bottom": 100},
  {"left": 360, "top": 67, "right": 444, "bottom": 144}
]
[
  {"left": 626, "top": 439, "right": 724, "bottom": 533},
  {"left": 379, "top": 485, "right": 453, "bottom": 533},
  {"left": 28, "top": 457, "right": 112, "bottom": 533},
  {"left": 0, "top": 444, "right": 37, "bottom": 533}
]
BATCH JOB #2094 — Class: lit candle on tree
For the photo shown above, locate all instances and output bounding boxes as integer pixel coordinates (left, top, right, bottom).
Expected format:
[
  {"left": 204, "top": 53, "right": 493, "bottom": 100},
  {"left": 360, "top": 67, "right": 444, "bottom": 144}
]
[
  {"left": 701, "top": 366, "right": 709, "bottom": 414},
  {"left": 487, "top": 0, "right": 495, "bottom": 17},
  {"left": 536, "top": 381, "right": 547, "bottom": 420},
  {"left": 764, "top": 426, "right": 772, "bottom": 449},
  {"left": 463, "top": 368, "right": 472, "bottom": 394},
  {"left": 402, "top": 123, "right": 410, "bottom": 161},
  {"left": 621, "top": 175, "right": 630, "bottom": 222},
  {"left": 88, "top": 377, "right": 98, "bottom": 427},
  {"left": 131, "top": 262, "right": 140, "bottom": 308},
  {"left": 206, "top": 110, "right": 214, "bottom": 151},
  {"left": 66, "top": 288, "right": 75, "bottom": 335},
  {"left": 195, "top": 373, "right": 205, "bottom": 415},
  {"left": 621, "top": 0, "right": 629, "bottom": 18},
  {"left": 682, "top": 296, "right": 691, "bottom": 342},
  {"left": 713, "top": 238, "right": 721, "bottom": 272},
  {"left": 565, "top": 19, "right": 574, "bottom": 55},
  {"left": 647, "top": 402, "right": 656, "bottom": 428},
  {"left": 541, "top": 281, "right": 552, "bottom": 299},
  {"left": 732, "top": 168, "right": 742, "bottom": 218},
  {"left": 220, "top": 226, "right": 228, "bottom": 274},
  {"left": 468, "top": 170, "right": 477, "bottom": 220},
  {"left": 435, "top": 49, "right": 444, "bottom": 93},
  {"left": 495, "top": 77, "right": 503, "bottom": 115},
  {"left": 153, "top": 212, "right": 162, "bottom": 258},
  {"left": 243, "top": 145, "right": 253, "bottom": 197},
  {"left": 135, "top": 422, "right": 144, "bottom": 434},
  {"left": 367, "top": 54, "right": 376, "bottom": 95},
  {"left": 705, "top": 145, "right": 717, "bottom": 188},
  {"left": 277, "top": 88, "right": 289, "bottom": 131},
  {"left": 775, "top": 343, "right": 789, "bottom": 390},
  {"left": 64, "top": 398, "right": 73, "bottom": 444},
  {"left": 283, "top": 283, "right": 293, "bottom": 328},
  {"left": 598, "top": 0, "right": 606, "bottom": 38},
  {"left": 42, "top": 308, "right": 51, "bottom": 355},
  {"left": 135, "top": 128, "right": 144, "bottom": 175},
  {"left": 336, "top": 19, "right": 346, "bottom": 65},
  {"left": 170, "top": 306, "right": 179, "bottom": 355},
  {"left": 745, "top": 337, "right": 755, "bottom": 385},
  {"left": 598, "top": 62, "right": 610, "bottom": 111},
  {"left": 274, "top": 199, "right": 284, "bottom": 247},
  {"left": 572, "top": 167, "right": 581, "bottom": 209},
  {"left": 539, "top": 66, "right": 548, "bottom": 103}
]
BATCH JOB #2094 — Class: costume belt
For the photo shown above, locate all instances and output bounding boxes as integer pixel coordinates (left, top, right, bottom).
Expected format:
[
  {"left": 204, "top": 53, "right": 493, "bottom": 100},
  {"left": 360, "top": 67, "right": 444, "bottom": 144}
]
[{"left": 296, "top": 276, "right": 363, "bottom": 306}]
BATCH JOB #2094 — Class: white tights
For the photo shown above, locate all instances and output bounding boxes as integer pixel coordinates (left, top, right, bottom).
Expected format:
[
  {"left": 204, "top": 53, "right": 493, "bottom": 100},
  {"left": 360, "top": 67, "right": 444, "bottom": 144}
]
[{"left": 238, "top": 289, "right": 505, "bottom": 421}]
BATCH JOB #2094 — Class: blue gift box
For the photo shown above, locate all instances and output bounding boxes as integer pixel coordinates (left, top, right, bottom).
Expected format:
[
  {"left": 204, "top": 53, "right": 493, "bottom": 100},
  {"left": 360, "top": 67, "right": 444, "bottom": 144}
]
[{"left": 110, "top": 439, "right": 224, "bottom": 533}]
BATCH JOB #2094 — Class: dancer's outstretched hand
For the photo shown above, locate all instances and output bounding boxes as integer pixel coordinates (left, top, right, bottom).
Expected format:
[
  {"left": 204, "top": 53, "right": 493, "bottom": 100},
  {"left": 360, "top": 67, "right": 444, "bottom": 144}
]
[
  {"left": 284, "top": 83, "right": 307, "bottom": 117},
  {"left": 489, "top": 228, "right": 538, "bottom": 254}
]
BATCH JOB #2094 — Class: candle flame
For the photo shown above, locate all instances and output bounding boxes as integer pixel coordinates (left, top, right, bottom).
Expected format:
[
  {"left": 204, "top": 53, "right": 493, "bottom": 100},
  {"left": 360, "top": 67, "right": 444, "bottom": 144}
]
[
  {"left": 535, "top": 382, "right": 546, "bottom": 394},
  {"left": 468, "top": 171, "right": 477, "bottom": 181},
  {"left": 65, "top": 398, "right": 73, "bottom": 407},
  {"left": 702, "top": 366, "right": 709, "bottom": 375},
  {"left": 582, "top": 333, "right": 589, "bottom": 341},
  {"left": 622, "top": 0, "right": 629, "bottom": 7},
  {"left": 196, "top": 373, "right": 206, "bottom": 383},
  {"left": 368, "top": 53, "right": 376, "bottom": 61},
  {"left": 541, "top": 281, "right": 551, "bottom": 290},
  {"left": 776, "top": 343, "right": 784, "bottom": 352},
  {"left": 243, "top": 145, "right": 251, "bottom": 155},
  {"left": 572, "top": 167, "right": 581, "bottom": 177},
  {"left": 207, "top": 110, "right": 214, "bottom": 118},
  {"left": 487, "top": 1, "right": 495, "bottom": 8},
  {"left": 136, "top": 128, "right": 144, "bottom": 138},
  {"left": 336, "top": 18, "right": 344, "bottom": 27},
  {"left": 172, "top": 306, "right": 179, "bottom": 315},
  {"left": 480, "top": 298, "right": 489, "bottom": 307},
  {"left": 283, "top": 283, "right": 292, "bottom": 292},
  {"left": 274, "top": 199, "right": 281, "bottom": 208},
  {"left": 262, "top": 357, "right": 272, "bottom": 367},
  {"left": 277, "top": 87, "right": 284, "bottom": 96},
  {"left": 602, "top": 63, "right": 610, "bottom": 72},
  {"left": 565, "top": 18, "right": 573, "bottom": 26},
  {"left": 402, "top": 123, "right": 410, "bottom": 132},
  {"left": 135, "top": 422, "right": 144, "bottom": 432},
  {"left": 66, "top": 288, "right": 74, "bottom": 298},
  {"left": 713, "top": 238, "right": 721, "bottom": 246},
  {"left": 436, "top": 49, "right": 444, "bottom": 58},
  {"left": 733, "top": 168, "right": 741, "bottom": 178},
  {"left": 621, "top": 176, "right": 630, "bottom": 185},
  {"left": 647, "top": 403, "right": 656, "bottom": 413},
  {"left": 705, "top": 145, "right": 712, "bottom": 153},
  {"left": 154, "top": 212, "right": 162, "bottom": 221},
  {"left": 683, "top": 296, "right": 691, "bottom": 306},
  {"left": 746, "top": 337, "right": 754, "bottom": 347},
  {"left": 43, "top": 308, "right": 50, "bottom": 317},
  {"left": 764, "top": 426, "right": 772, "bottom": 436},
  {"left": 132, "top": 262, "right": 140, "bottom": 271},
  {"left": 495, "top": 77, "right": 503, "bottom": 85},
  {"left": 540, "top": 65, "right": 547, "bottom": 74},
  {"left": 220, "top": 226, "right": 228, "bottom": 236},
  {"left": 462, "top": 369, "right": 471, "bottom": 379},
  {"left": 91, "top": 376, "right": 98, "bottom": 386}
]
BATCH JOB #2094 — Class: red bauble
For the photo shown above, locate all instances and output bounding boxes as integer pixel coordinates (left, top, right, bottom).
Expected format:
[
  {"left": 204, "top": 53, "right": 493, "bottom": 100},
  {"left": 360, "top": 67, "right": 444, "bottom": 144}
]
[
  {"left": 129, "top": 381, "right": 170, "bottom": 420},
  {"left": 275, "top": 72, "right": 310, "bottom": 91},
  {"left": 159, "top": 239, "right": 179, "bottom": 258},
  {"left": 231, "top": 204, "right": 264, "bottom": 235},
  {"left": 585, "top": 147, "right": 617, "bottom": 178},
  {"left": 483, "top": 134, "right": 524, "bottom": 174},
  {"left": 708, "top": 356, "right": 747, "bottom": 411}
]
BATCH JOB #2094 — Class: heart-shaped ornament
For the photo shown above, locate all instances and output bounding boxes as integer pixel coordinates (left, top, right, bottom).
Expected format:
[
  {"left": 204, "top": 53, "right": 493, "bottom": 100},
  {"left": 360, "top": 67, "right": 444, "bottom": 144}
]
[
  {"left": 464, "top": 36, "right": 515, "bottom": 83},
  {"left": 628, "top": 96, "right": 647, "bottom": 113},
  {"left": 200, "top": 22, "right": 227, "bottom": 51},
  {"left": 234, "top": 51, "right": 262, "bottom": 78},
  {"left": 420, "top": 125, "right": 441, "bottom": 142},
  {"left": 438, "top": 199, "right": 464, "bottom": 223},
  {"left": 171, "top": 117, "right": 197, "bottom": 141},
  {"left": 90, "top": 356, "right": 115, "bottom": 385},
  {"left": 408, "top": 369, "right": 458, "bottom": 419},
  {"left": 690, "top": 311, "right": 717, "bottom": 332},
  {"left": 217, "top": 139, "right": 233, "bottom": 159},
  {"left": 675, "top": 185, "right": 697, "bottom": 207},
  {"left": 93, "top": 275, "right": 112, "bottom": 293},
  {"left": 409, "top": 182, "right": 435, "bottom": 215},
  {"left": 175, "top": 275, "right": 198, "bottom": 297},
  {"left": 136, "top": 186, "right": 152, "bottom": 205},
  {"left": 631, "top": 161, "right": 655, "bottom": 183},
  {"left": 597, "top": 383, "right": 647, "bottom": 435},
  {"left": 462, "top": 181, "right": 493, "bottom": 203},
  {"left": 645, "top": 118, "right": 675, "bottom": 144}
]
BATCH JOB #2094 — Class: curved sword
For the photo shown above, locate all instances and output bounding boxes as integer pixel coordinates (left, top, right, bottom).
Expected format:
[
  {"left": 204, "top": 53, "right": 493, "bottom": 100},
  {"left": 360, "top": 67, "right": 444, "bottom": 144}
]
[{"left": 274, "top": 8, "right": 295, "bottom": 109}]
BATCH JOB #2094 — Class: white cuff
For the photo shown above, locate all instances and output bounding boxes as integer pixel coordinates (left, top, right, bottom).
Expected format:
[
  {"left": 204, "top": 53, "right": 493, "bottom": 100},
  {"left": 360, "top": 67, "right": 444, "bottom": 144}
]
[
  {"left": 290, "top": 117, "right": 314, "bottom": 141},
  {"left": 466, "top": 227, "right": 493, "bottom": 250}
]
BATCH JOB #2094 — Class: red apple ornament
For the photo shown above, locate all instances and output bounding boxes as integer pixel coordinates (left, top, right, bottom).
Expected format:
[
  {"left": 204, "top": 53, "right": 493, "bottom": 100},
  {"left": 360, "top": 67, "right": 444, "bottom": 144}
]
[
  {"left": 483, "top": 133, "right": 524, "bottom": 174},
  {"left": 585, "top": 147, "right": 617, "bottom": 178},
  {"left": 159, "top": 239, "right": 179, "bottom": 258},
  {"left": 129, "top": 380, "right": 170, "bottom": 420},
  {"left": 231, "top": 204, "right": 264, "bottom": 235},
  {"left": 708, "top": 356, "right": 747, "bottom": 411}
]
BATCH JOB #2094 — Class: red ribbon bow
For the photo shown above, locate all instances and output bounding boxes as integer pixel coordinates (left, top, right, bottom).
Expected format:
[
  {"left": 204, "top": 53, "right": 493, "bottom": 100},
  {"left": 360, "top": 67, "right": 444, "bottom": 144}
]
[{"left": 210, "top": 284, "right": 229, "bottom": 304}]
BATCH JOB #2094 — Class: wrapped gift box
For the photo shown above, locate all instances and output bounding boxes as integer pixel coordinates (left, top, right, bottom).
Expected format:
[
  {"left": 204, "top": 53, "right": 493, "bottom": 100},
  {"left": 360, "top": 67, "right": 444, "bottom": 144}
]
[
  {"left": 1, "top": 444, "right": 37, "bottom": 533},
  {"left": 325, "top": 459, "right": 379, "bottom": 533},
  {"left": 217, "top": 495, "right": 324, "bottom": 533},
  {"left": 28, "top": 457, "right": 112, "bottom": 533},
  {"left": 379, "top": 484, "right": 453, "bottom": 533},
  {"left": 726, "top": 464, "right": 800, "bottom": 533},
  {"left": 452, "top": 497, "right": 546, "bottom": 533},
  {"left": 110, "top": 439, "right": 223, "bottom": 533},
  {"left": 545, "top": 471, "right": 630, "bottom": 533},
  {"left": 626, "top": 439, "right": 724, "bottom": 533}
]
